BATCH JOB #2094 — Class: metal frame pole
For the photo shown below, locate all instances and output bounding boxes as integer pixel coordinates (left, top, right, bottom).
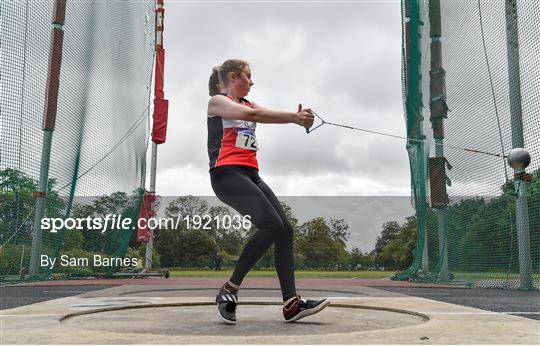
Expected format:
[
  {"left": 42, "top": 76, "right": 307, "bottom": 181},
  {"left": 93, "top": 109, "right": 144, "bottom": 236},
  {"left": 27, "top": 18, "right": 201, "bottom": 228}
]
[
  {"left": 435, "top": 140, "right": 449, "bottom": 281},
  {"left": 145, "top": 143, "right": 157, "bottom": 270},
  {"left": 429, "top": 0, "right": 449, "bottom": 281},
  {"left": 144, "top": 0, "right": 166, "bottom": 271},
  {"left": 409, "top": 0, "right": 429, "bottom": 273},
  {"left": 30, "top": 0, "right": 67, "bottom": 277},
  {"left": 504, "top": 0, "right": 532, "bottom": 289},
  {"left": 420, "top": 153, "right": 429, "bottom": 273},
  {"left": 403, "top": 0, "right": 430, "bottom": 275},
  {"left": 402, "top": 0, "right": 429, "bottom": 276}
]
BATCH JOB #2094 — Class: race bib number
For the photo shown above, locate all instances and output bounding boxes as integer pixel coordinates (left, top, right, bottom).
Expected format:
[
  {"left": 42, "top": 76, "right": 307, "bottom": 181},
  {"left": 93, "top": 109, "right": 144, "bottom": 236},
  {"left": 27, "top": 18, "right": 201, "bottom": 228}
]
[{"left": 236, "top": 133, "right": 259, "bottom": 151}]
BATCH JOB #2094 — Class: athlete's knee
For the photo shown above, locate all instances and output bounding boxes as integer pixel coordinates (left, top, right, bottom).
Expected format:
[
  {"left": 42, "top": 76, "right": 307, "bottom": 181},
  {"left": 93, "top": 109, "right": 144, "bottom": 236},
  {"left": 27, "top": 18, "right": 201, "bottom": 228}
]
[
  {"left": 277, "top": 223, "right": 293, "bottom": 244},
  {"left": 273, "top": 217, "right": 294, "bottom": 242},
  {"left": 258, "top": 213, "right": 286, "bottom": 237},
  {"left": 276, "top": 215, "right": 294, "bottom": 240}
]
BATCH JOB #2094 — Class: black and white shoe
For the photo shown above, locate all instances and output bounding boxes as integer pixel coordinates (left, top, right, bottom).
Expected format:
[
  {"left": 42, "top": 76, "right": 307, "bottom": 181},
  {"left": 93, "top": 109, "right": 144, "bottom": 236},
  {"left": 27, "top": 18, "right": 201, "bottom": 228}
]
[
  {"left": 216, "top": 292, "right": 238, "bottom": 324},
  {"left": 283, "top": 295, "right": 330, "bottom": 322}
]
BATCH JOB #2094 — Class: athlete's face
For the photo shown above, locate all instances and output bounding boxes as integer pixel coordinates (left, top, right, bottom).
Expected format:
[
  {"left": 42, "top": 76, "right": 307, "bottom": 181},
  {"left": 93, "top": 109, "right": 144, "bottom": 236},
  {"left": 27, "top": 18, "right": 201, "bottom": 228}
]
[{"left": 234, "top": 67, "right": 253, "bottom": 97}]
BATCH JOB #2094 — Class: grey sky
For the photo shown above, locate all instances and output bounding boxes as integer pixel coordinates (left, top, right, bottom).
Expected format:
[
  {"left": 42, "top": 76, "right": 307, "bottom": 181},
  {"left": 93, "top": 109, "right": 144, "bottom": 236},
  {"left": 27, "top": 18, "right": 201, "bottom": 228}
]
[
  {"left": 144, "top": 1, "right": 538, "bottom": 250},
  {"left": 150, "top": 0, "right": 411, "bottom": 197},
  {"left": 141, "top": 0, "right": 413, "bottom": 251}
]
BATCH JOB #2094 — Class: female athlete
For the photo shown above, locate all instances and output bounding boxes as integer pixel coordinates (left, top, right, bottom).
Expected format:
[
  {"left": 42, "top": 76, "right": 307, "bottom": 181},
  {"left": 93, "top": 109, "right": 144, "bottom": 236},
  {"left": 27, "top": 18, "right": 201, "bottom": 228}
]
[{"left": 207, "top": 59, "right": 330, "bottom": 324}]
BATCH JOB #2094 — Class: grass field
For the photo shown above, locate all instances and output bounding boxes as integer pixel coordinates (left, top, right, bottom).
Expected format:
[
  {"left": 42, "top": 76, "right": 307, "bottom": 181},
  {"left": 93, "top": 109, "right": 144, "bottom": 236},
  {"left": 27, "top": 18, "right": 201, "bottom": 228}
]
[{"left": 170, "top": 270, "right": 395, "bottom": 278}]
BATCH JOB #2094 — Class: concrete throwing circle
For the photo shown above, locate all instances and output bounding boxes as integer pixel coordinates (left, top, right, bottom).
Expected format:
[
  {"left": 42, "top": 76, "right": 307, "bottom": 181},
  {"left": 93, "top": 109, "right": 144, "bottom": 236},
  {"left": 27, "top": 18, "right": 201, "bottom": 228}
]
[{"left": 62, "top": 303, "right": 427, "bottom": 336}]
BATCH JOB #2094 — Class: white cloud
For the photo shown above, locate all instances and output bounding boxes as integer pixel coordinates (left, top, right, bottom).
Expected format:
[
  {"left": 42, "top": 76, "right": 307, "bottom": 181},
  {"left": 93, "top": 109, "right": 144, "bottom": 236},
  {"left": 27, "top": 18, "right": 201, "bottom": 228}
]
[{"left": 149, "top": 1, "right": 411, "bottom": 201}]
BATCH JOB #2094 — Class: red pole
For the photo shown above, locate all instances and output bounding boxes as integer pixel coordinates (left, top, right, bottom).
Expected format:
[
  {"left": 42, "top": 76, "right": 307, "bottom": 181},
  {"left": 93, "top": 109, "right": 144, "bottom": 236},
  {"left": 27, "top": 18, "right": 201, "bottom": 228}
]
[
  {"left": 151, "top": 0, "right": 169, "bottom": 145},
  {"left": 141, "top": 1, "right": 169, "bottom": 271}
]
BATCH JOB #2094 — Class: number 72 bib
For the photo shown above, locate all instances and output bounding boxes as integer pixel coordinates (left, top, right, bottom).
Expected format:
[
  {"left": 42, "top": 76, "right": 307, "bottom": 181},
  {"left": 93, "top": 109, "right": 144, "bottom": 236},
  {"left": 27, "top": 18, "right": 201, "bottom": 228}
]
[{"left": 235, "top": 132, "right": 259, "bottom": 151}]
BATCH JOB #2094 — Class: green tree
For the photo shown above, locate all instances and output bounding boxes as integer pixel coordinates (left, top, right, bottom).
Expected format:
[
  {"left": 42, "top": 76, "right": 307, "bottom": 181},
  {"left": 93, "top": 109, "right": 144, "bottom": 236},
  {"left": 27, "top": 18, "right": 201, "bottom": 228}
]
[
  {"left": 165, "top": 195, "right": 209, "bottom": 219},
  {"left": 153, "top": 226, "right": 180, "bottom": 267},
  {"left": 379, "top": 216, "right": 417, "bottom": 270},
  {"left": 296, "top": 217, "right": 348, "bottom": 270},
  {"left": 374, "top": 221, "right": 401, "bottom": 267},
  {"left": 328, "top": 218, "right": 350, "bottom": 247},
  {"left": 63, "top": 229, "right": 84, "bottom": 251},
  {"left": 1, "top": 168, "right": 65, "bottom": 247},
  {"left": 362, "top": 250, "right": 376, "bottom": 269},
  {"left": 348, "top": 247, "right": 364, "bottom": 269},
  {"left": 71, "top": 191, "right": 140, "bottom": 254},
  {"left": 155, "top": 226, "right": 217, "bottom": 268},
  {"left": 156, "top": 196, "right": 222, "bottom": 268}
]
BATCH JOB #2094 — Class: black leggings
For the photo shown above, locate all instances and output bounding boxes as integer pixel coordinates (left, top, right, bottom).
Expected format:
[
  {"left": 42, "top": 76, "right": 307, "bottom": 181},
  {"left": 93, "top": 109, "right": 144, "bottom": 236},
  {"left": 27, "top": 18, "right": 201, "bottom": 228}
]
[{"left": 210, "top": 165, "right": 296, "bottom": 299}]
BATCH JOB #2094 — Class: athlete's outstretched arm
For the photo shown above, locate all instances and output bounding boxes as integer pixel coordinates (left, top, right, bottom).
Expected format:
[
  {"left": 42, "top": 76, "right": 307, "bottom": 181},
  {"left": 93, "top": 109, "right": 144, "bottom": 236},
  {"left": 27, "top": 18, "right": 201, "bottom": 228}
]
[{"left": 208, "top": 95, "right": 314, "bottom": 129}]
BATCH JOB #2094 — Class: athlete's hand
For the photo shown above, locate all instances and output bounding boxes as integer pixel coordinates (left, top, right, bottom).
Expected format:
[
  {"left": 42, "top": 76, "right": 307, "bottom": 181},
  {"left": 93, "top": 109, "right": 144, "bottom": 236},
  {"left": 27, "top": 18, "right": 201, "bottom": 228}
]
[{"left": 295, "top": 104, "right": 315, "bottom": 131}]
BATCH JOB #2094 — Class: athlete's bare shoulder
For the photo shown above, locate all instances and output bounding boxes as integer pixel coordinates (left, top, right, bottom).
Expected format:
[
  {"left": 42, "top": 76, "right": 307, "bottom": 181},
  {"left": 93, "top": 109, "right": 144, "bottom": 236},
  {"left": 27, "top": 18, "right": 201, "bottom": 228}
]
[
  {"left": 208, "top": 95, "right": 230, "bottom": 117},
  {"left": 209, "top": 94, "right": 230, "bottom": 104}
]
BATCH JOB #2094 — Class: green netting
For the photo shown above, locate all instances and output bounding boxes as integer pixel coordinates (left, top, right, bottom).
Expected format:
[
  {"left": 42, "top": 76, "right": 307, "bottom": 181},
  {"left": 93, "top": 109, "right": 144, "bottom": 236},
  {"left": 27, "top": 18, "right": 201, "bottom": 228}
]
[
  {"left": 0, "top": 1, "right": 155, "bottom": 281},
  {"left": 395, "top": 0, "right": 539, "bottom": 289}
]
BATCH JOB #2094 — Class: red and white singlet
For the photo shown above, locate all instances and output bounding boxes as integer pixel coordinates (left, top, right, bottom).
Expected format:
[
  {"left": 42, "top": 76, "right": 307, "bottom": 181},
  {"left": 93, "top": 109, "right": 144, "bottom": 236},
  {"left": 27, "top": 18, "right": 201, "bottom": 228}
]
[{"left": 207, "top": 94, "right": 259, "bottom": 170}]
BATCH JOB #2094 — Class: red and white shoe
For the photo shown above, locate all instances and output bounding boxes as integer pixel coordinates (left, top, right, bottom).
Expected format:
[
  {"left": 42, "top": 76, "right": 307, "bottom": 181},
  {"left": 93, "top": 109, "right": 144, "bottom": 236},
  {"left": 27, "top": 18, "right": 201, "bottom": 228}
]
[{"left": 282, "top": 295, "right": 330, "bottom": 322}]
